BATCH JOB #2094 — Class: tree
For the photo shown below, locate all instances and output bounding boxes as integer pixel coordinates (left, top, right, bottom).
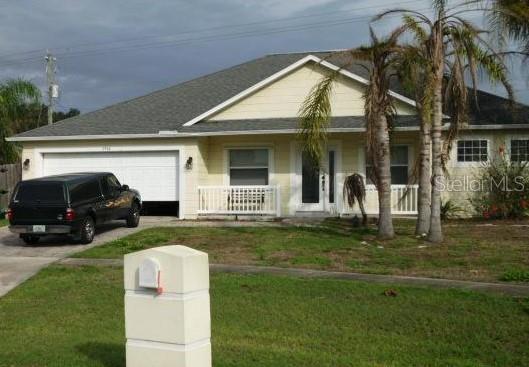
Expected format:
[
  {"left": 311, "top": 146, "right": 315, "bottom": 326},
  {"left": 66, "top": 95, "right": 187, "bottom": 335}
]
[
  {"left": 11, "top": 105, "right": 80, "bottom": 134},
  {"left": 343, "top": 173, "right": 368, "bottom": 226},
  {"left": 298, "top": 28, "right": 407, "bottom": 239},
  {"left": 0, "top": 79, "right": 41, "bottom": 164},
  {"left": 376, "top": 0, "right": 513, "bottom": 243},
  {"left": 396, "top": 47, "right": 433, "bottom": 236},
  {"left": 487, "top": 0, "right": 529, "bottom": 54}
]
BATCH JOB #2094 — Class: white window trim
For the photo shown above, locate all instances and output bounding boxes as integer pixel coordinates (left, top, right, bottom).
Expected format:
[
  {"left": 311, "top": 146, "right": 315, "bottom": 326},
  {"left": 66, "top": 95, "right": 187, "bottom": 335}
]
[
  {"left": 453, "top": 136, "right": 491, "bottom": 167},
  {"left": 507, "top": 135, "right": 529, "bottom": 163},
  {"left": 223, "top": 146, "right": 274, "bottom": 186},
  {"left": 363, "top": 144, "right": 413, "bottom": 184}
]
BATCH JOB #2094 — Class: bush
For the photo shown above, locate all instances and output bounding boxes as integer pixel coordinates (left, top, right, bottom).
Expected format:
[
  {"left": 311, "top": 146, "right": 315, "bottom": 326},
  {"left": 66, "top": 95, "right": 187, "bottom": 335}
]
[
  {"left": 470, "top": 155, "right": 529, "bottom": 219},
  {"left": 500, "top": 269, "right": 529, "bottom": 282},
  {"left": 440, "top": 200, "right": 464, "bottom": 220}
]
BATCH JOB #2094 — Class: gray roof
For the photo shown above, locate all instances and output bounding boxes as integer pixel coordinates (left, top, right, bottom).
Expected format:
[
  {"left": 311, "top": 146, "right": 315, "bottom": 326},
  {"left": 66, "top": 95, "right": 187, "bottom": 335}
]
[
  {"left": 180, "top": 116, "right": 421, "bottom": 133},
  {"left": 12, "top": 51, "right": 529, "bottom": 139}
]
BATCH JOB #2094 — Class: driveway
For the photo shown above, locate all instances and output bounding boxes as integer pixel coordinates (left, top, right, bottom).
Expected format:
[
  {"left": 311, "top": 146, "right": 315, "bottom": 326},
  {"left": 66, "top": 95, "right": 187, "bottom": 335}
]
[{"left": 0, "top": 216, "right": 179, "bottom": 297}]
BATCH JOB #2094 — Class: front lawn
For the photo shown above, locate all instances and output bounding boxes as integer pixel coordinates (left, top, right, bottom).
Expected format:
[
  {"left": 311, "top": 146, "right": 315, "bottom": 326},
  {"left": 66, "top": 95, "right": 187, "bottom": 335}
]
[
  {"left": 0, "top": 265, "right": 528, "bottom": 366},
  {"left": 0, "top": 218, "right": 7, "bottom": 227},
  {"left": 75, "top": 219, "right": 529, "bottom": 282}
]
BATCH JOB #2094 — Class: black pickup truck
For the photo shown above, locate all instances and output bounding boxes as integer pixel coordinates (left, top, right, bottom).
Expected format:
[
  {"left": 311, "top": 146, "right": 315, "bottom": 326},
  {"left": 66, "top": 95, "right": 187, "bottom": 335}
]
[{"left": 6, "top": 172, "right": 142, "bottom": 244}]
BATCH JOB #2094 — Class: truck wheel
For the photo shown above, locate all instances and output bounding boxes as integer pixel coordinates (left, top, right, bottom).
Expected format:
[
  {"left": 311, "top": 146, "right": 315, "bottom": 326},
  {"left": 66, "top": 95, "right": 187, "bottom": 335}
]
[
  {"left": 20, "top": 235, "right": 40, "bottom": 245},
  {"left": 126, "top": 203, "right": 140, "bottom": 228},
  {"left": 80, "top": 217, "right": 95, "bottom": 244}
]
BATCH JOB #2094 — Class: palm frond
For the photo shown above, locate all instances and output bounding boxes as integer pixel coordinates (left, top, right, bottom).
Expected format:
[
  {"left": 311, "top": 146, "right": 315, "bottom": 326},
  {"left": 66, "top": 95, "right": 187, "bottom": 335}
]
[
  {"left": 297, "top": 71, "right": 337, "bottom": 166},
  {"left": 0, "top": 79, "right": 42, "bottom": 164},
  {"left": 0, "top": 79, "right": 41, "bottom": 122}
]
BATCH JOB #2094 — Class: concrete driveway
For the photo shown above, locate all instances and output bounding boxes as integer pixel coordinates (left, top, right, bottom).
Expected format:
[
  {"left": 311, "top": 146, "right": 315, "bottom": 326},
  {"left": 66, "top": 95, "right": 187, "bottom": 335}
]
[{"left": 0, "top": 216, "right": 178, "bottom": 297}]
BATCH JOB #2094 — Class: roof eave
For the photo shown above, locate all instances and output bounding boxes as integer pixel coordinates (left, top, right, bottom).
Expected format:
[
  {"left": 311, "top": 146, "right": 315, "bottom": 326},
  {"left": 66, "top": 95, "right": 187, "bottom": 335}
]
[{"left": 7, "top": 126, "right": 423, "bottom": 142}]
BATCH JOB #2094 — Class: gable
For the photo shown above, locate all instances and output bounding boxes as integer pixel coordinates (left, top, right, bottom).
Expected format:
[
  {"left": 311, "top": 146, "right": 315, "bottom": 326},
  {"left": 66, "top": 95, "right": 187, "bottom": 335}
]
[{"left": 207, "top": 61, "right": 416, "bottom": 121}]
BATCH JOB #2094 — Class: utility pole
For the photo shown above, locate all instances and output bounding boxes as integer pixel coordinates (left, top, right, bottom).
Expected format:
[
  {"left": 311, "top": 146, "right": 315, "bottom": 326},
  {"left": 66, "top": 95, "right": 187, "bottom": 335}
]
[{"left": 45, "top": 51, "right": 58, "bottom": 125}]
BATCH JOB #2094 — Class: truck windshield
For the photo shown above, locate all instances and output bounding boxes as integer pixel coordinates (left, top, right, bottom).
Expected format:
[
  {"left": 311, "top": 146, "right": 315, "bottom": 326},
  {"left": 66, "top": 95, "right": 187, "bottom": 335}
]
[{"left": 14, "top": 182, "right": 65, "bottom": 203}]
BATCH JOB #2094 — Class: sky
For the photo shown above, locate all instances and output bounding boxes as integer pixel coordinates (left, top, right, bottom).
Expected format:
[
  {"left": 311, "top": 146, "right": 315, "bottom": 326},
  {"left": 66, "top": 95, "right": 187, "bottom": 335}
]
[{"left": 0, "top": 0, "right": 527, "bottom": 119}]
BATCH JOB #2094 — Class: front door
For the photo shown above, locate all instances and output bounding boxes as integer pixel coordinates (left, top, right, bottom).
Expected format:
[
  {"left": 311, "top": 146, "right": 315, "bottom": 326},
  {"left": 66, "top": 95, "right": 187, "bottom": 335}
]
[{"left": 298, "top": 149, "right": 337, "bottom": 212}]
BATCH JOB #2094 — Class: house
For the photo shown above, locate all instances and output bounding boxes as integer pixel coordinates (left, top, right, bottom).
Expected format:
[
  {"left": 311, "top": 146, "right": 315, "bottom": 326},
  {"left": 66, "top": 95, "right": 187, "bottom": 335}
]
[{"left": 7, "top": 51, "right": 529, "bottom": 219}]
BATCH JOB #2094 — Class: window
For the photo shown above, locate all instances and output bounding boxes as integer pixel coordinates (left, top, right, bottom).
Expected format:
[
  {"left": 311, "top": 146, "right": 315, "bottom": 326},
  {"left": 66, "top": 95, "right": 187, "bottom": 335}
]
[
  {"left": 15, "top": 182, "right": 65, "bottom": 203},
  {"left": 328, "top": 150, "right": 335, "bottom": 203},
  {"left": 101, "top": 175, "right": 122, "bottom": 198},
  {"left": 229, "top": 149, "right": 269, "bottom": 185},
  {"left": 457, "top": 140, "right": 488, "bottom": 162},
  {"left": 510, "top": 139, "right": 529, "bottom": 162},
  {"left": 302, "top": 151, "right": 319, "bottom": 203},
  {"left": 366, "top": 146, "right": 409, "bottom": 185},
  {"left": 69, "top": 179, "right": 101, "bottom": 203}
]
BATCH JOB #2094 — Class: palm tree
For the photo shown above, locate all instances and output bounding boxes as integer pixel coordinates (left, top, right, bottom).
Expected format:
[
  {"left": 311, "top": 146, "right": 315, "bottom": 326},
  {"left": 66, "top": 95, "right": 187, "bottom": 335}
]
[
  {"left": 487, "top": 0, "right": 529, "bottom": 54},
  {"left": 343, "top": 173, "right": 368, "bottom": 226},
  {"left": 376, "top": 0, "right": 513, "bottom": 243},
  {"left": 396, "top": 47, "right": 433, "bottom": 236},
  {"left": 0, "top": 79, "right": 41, "bottom": 164},
  {"left": 298, "top": 28, "right": 406, "bottom": 239}
]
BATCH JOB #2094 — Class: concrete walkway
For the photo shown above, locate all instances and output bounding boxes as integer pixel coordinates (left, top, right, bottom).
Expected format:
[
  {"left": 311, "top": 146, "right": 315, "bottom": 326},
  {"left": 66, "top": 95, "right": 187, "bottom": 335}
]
[
  {"left": 58, "top": 258, "right": 529, "bottom": 297},
  {"left": 0, "top": 218, "right": 285, "bottom": 297}
]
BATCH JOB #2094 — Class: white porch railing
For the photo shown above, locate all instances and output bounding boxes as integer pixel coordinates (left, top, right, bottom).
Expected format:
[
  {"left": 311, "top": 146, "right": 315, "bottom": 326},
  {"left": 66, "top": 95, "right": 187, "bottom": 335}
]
[
  {"left": 344, "top": 184, "right": 419, "bottom": 215},
  {"left": 198, "top": 185, "right": 281, "bottom": 216}
]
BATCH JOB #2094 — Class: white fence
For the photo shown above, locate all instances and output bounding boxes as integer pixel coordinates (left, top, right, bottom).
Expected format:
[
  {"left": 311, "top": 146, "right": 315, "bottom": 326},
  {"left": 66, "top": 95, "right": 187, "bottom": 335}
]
[
  {"left": 344, "top": 185, "right": 419, "bottom": 215},
  {"left": 198, "top": 185, "right": 280, "bottom": 216}
]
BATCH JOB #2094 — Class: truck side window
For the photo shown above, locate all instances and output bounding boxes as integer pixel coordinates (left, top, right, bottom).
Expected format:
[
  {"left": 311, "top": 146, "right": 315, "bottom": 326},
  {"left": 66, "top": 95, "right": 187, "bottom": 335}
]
[
  {"left": 101, "top": 175, "right": 121, "bottom": 198},
  {"left": 70, "top": 179, "right": 101, "bottom": 203}
]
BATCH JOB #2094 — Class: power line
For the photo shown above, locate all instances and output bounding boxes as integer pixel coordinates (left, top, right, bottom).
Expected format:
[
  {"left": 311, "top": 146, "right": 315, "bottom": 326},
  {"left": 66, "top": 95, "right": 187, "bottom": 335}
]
[
  {"left": 0, "top": 6, "right": 430, "bottom": 68},
  {"left": 0, "top": 0, "right": 427, "bottom": 64}
]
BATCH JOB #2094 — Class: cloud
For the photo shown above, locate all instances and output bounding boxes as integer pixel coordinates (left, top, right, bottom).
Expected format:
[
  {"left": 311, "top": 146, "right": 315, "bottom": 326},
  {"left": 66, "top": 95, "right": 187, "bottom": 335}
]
[{"left": 0, "top": 0, "right": 525, "bottom": 113}]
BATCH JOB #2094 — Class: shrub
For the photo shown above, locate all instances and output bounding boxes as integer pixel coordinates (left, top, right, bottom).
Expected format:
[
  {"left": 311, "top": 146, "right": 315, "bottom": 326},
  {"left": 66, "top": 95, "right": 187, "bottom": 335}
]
[
  {"left": 470, "top": 154, "right": 529, "bottom": 219},
  {"left": 440, "top": 200, "right": 464, "bottom": 220},
  {"left": 500, "top": 269, "right": 529, "bottom": 282}
]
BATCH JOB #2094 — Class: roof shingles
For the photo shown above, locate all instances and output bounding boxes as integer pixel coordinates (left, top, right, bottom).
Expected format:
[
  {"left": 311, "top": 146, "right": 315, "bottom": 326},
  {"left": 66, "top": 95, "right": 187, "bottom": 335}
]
[{"left": 12, "top": 51, "right": 528, "bottom": 139}]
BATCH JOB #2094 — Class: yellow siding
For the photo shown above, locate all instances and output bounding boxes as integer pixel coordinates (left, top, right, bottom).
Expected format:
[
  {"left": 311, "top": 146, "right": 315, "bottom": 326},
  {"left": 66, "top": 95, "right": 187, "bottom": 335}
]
[
  {"left": 443, "top": 129, "right": 522, "bottom": 213},
  {"left": 208, "top": 62, "right": 416, "bottom": 121},
  {"left": 205, "top": 134, "right": 293, "bottom": 215},
  {"left": 204, "top": 132, "right": 420, "bottom": 215},
  {"left": 17, "top": 132, "right": 434, "bottom": 219}
]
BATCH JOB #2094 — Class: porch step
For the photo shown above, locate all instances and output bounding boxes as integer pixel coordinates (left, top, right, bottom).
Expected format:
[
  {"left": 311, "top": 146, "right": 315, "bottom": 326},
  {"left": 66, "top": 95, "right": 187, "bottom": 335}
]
[{"left": 294, "top": 211, "right": 333, "bottom": 218}]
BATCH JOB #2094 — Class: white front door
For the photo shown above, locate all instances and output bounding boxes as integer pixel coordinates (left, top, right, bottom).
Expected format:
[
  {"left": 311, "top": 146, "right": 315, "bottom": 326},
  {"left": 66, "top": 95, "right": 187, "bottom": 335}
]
[{"left": 296, "top": 148, "right": 337, "bottom": 212}]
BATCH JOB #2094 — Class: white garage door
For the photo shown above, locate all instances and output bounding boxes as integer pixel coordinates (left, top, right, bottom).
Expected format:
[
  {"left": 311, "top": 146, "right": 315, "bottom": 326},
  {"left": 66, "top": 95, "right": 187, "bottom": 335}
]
[{"left": 42, "top": 151, "right": 179, "bottom": 201}]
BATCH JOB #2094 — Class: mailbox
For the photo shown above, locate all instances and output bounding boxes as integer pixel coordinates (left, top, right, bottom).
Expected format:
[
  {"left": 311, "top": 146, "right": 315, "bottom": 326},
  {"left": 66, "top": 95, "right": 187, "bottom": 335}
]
[
  {"left": 124, "top": 245, "right": 211, "bottom": 367},
  {"left": 139, "top": 257, "right": 161, "bottom": 292}
]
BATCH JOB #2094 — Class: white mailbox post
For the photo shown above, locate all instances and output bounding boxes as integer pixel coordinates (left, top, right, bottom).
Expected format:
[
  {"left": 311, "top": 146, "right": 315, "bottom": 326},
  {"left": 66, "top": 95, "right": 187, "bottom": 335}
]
[{"left": 124, "top": 245, "right": 211, "bottom": 367}]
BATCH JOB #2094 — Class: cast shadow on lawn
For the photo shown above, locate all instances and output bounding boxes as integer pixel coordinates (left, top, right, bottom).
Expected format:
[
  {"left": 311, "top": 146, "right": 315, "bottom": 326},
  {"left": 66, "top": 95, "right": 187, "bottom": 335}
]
[{"left": 77, "top": 341, "right": 125, "bottom": 367}]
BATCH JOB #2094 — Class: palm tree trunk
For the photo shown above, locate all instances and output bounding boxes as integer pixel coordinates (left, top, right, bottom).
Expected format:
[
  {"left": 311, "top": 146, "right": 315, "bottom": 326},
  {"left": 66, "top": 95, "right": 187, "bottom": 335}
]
[
  {"left": 427, "top": 77, "right": 444, "bottom": 243},
  {"left": 415, "top": 115, "right": 432, "bottom": 235},
  {"left": 376, "top": 114, "right": 394, "bottom": 239},
  {"left": 358, "top": 200, "right": 368, "bottom": 226}
]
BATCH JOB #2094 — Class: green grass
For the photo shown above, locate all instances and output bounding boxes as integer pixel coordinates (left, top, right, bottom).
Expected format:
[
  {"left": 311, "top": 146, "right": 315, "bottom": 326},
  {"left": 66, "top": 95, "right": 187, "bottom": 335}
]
[
  {"left": 0, "top": 265, "right": 528, "bottom": 366},
  {"left": 0, "top": 218, "right": 7, "bottom": 227},
  {"left": 75, "top": 218, "right": 529, "bottom": 282}
]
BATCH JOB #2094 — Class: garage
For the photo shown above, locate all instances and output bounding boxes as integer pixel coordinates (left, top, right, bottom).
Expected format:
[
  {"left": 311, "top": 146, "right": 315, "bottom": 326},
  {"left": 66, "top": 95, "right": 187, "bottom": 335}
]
[{"left": 42, "top": 151, "right": 180, "bottom": 215}]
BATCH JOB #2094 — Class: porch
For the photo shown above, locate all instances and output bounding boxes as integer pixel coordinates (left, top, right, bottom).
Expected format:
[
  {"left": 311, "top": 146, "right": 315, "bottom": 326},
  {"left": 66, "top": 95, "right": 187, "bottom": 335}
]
[
  {"left": 197, "top": 185, "right": 418, "bottom": 217},
  {"left": 194, "top": 131, "right": 420, "bottom": 218}
]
